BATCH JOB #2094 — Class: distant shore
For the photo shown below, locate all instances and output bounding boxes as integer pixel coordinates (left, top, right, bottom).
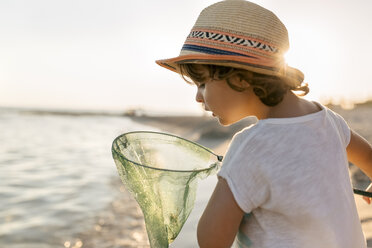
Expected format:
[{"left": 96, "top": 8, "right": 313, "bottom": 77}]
[{"left": 1, "top": 98, "right": 372, "bottom": 118}]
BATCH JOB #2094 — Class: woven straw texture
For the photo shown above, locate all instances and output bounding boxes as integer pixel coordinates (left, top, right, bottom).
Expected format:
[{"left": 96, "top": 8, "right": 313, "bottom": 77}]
[
  {"left": 192, "top": 0, "right": 289, "bottom": 53},
  {"left": 156, "top": 0, "right": 304, "bottom": 86}
]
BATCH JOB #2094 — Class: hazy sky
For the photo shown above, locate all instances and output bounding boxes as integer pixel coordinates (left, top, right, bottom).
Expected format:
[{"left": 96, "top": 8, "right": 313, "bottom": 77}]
[{"left": 1, "top": 0, "right": 371, "bottom": 114}]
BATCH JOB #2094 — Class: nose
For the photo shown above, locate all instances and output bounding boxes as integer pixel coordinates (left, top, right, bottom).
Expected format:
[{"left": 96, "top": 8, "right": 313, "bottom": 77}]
[{"left": 195, "top": 87, "right": 204, "bottom": 103}]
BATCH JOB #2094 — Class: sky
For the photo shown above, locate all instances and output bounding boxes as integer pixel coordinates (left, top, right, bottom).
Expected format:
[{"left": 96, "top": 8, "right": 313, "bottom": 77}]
[{"left": 1, "top": 0, "right": 371, "bottom": 115}]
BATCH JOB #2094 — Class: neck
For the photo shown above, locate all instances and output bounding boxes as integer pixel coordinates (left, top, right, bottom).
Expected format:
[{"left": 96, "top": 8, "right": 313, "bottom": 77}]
[{"left": 256, "top": 92, "right": 319, "bottom": 120}]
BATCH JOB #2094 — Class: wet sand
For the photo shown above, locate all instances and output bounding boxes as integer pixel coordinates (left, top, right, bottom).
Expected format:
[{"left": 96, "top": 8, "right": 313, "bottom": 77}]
[
  {"left": 77, "top": 179, "right": 150, "bottom": 248},
  {"left": 79, "top": 104, "right": 372, "bottom": 247}
]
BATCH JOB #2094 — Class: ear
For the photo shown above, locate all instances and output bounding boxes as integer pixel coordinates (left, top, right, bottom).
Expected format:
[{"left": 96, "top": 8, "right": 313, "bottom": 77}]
[
  {"left": 229, "top": 75, "right": 250, "bottom": 90},
  {"left": 239, "top": 77, "right": 251, "bottom": 89}
]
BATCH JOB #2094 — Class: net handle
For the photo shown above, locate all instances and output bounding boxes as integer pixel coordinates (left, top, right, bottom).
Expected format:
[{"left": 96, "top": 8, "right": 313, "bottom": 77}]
[{"left": 353, "top": 188, "right": 372, "bottom": 198}]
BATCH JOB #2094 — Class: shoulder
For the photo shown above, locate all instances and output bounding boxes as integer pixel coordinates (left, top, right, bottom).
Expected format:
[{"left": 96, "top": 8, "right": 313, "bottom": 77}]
[
  {"left": 222, "top": 122, "right": 272, "bottom": 167},
  {"left": 225, "top": 123, "right": 266, "bottom": 156},
  {"left": 232, "top": 119, "right": 294, "bottom": 147},
  {"left": 230, "top": 122, "right": 266, "bottom": 145}
]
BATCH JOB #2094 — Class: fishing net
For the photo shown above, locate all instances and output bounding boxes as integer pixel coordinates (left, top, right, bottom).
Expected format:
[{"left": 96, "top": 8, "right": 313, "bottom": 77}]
[{"left": 112, "top": 131, "right": 222, "bottom": 247}]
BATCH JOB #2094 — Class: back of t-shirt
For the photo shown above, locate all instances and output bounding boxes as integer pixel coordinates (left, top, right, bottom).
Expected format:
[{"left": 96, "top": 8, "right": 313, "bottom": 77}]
[{"left": 218, "top": 102, "right": 366, "bottom": 248}]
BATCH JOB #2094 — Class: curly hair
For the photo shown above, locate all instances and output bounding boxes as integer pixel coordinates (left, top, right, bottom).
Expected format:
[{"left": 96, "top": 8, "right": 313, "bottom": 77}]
[{"left": 179, "top": 64, "right": 309, "bottom": 107}]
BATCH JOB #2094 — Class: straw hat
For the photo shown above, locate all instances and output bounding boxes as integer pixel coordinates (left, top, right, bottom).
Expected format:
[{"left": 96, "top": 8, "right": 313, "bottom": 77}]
[{"left": 156, "top": 0, "right": 304, "bottom": 86}]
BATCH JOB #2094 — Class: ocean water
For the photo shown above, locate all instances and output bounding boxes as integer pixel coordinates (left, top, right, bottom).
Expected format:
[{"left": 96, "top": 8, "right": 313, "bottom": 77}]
[
  {"left": 0, "top": 110, "right": 158, "bottom": 247},
  {"left": 0, "top": 109, "right": 218, "bottom": 248}
]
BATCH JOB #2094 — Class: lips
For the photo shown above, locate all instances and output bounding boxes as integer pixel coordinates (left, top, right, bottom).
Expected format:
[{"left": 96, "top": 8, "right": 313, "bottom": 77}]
[
  {"left": 204, "top": 109, "right": 215, "bottom": 117},
  {"left": 202, "top": 106, "right": 216, "bottom": 117}
]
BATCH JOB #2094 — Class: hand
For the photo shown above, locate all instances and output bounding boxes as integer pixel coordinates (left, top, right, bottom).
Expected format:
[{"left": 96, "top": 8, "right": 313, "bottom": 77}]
[{"left": 363, "top": 183, "right": 372, "bottom": 204}]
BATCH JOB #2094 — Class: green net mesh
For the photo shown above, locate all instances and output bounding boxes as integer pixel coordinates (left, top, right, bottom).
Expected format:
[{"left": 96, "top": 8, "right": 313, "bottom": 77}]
[{"left": 112, "top": 131, "right": 222, "bottom": 247}]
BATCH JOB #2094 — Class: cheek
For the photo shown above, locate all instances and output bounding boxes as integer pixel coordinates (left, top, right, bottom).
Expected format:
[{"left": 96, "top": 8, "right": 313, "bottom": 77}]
[
  {"left": 203, "top": 81, "right": 245, "bottom": 113},
  {"left": 203, "top": 87, "right": 220, "bottom": 106}
]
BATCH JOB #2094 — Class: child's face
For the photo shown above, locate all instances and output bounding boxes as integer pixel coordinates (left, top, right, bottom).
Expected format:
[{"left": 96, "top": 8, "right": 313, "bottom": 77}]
[{"left": 192, "top": 65, "right": 257, "bottom": 126}]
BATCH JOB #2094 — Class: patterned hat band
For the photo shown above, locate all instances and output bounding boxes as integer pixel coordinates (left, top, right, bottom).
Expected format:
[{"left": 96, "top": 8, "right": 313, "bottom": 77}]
[
  {"left": 156, "top": 0, "right": 304, "bottom": 87},
  {"left": 185, "top": 29, "right": 281, "bottom": 55}
]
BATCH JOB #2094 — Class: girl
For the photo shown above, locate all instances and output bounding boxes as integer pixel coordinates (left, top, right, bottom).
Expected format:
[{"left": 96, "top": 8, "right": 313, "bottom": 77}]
[{"left": 156, "top": 1, "right": 372, "bottom": 247}]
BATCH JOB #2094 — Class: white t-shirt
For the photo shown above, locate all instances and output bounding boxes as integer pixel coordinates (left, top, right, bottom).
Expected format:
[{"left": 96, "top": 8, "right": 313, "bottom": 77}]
[{"left": 218, "top": 102, "right": 366, "bottom": 248}]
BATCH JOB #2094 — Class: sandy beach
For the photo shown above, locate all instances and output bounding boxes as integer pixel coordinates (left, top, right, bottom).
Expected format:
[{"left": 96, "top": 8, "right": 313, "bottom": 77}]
[{"left": 83, "top": 103, "right": 372, "bottom": 247}]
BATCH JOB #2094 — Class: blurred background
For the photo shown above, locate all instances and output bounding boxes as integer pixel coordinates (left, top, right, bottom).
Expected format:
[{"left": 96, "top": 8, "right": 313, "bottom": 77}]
[
  {"left": 1, "top": 0, "right": 371, "bottom": 247},
  {"left": 1, "top": 0, "right": 372, "bottom": 114}
]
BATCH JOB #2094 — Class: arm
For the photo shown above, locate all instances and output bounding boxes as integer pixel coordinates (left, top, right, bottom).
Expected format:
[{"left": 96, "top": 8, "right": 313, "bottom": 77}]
[
  {"left": 347, "top": 129, "right": 372, "bottom": 178},
  {"left": 197, "top": 177, "right": 244, "bottom": 248},
  {"left": 346, "top": 129, "right": 372, "bottom": 203}
]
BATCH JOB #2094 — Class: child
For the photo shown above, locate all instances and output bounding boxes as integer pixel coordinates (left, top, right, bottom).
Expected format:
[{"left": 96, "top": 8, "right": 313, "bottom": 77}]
[{"left": 156, "top": 0, "right": 372, "bottom": 247}]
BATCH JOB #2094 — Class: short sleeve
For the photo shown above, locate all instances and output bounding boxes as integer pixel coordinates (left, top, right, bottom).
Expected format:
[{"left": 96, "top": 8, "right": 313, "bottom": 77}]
[
  {"left": 217, "top": 126, "right": 270, "bottom": 213},
  {"left": 329, "top": 110, "right": 351, "bottom": 147}
]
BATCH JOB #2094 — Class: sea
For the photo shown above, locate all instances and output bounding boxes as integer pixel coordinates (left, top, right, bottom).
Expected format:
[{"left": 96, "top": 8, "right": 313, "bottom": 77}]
[{"left": 0, "top": 108, "right": 217, "bottom": 248}]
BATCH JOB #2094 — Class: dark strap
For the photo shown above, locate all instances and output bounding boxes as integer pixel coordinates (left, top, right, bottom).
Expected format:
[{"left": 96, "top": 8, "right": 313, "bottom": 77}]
[{"left": 353, "top": 188, "right": 372, "bottom": 198}]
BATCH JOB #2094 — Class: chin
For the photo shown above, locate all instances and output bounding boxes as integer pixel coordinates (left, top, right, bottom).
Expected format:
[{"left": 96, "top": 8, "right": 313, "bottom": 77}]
[
  {"left": 217, "top": 117, "right": 234, "bottom": 126},
  {"left": 218, "top": 115, "right": 246, "bottom": 126}
]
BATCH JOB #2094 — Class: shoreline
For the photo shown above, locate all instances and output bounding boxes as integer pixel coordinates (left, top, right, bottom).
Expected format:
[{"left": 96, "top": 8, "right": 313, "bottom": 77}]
[{"left": 77, "top": 176, "right": 150, "bottom": 248}]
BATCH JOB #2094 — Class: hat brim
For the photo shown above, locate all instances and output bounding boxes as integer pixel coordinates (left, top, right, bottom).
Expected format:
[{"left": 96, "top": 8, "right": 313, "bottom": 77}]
[{"left": 156, "top": 54, "right": 304, "bottom": 87}]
